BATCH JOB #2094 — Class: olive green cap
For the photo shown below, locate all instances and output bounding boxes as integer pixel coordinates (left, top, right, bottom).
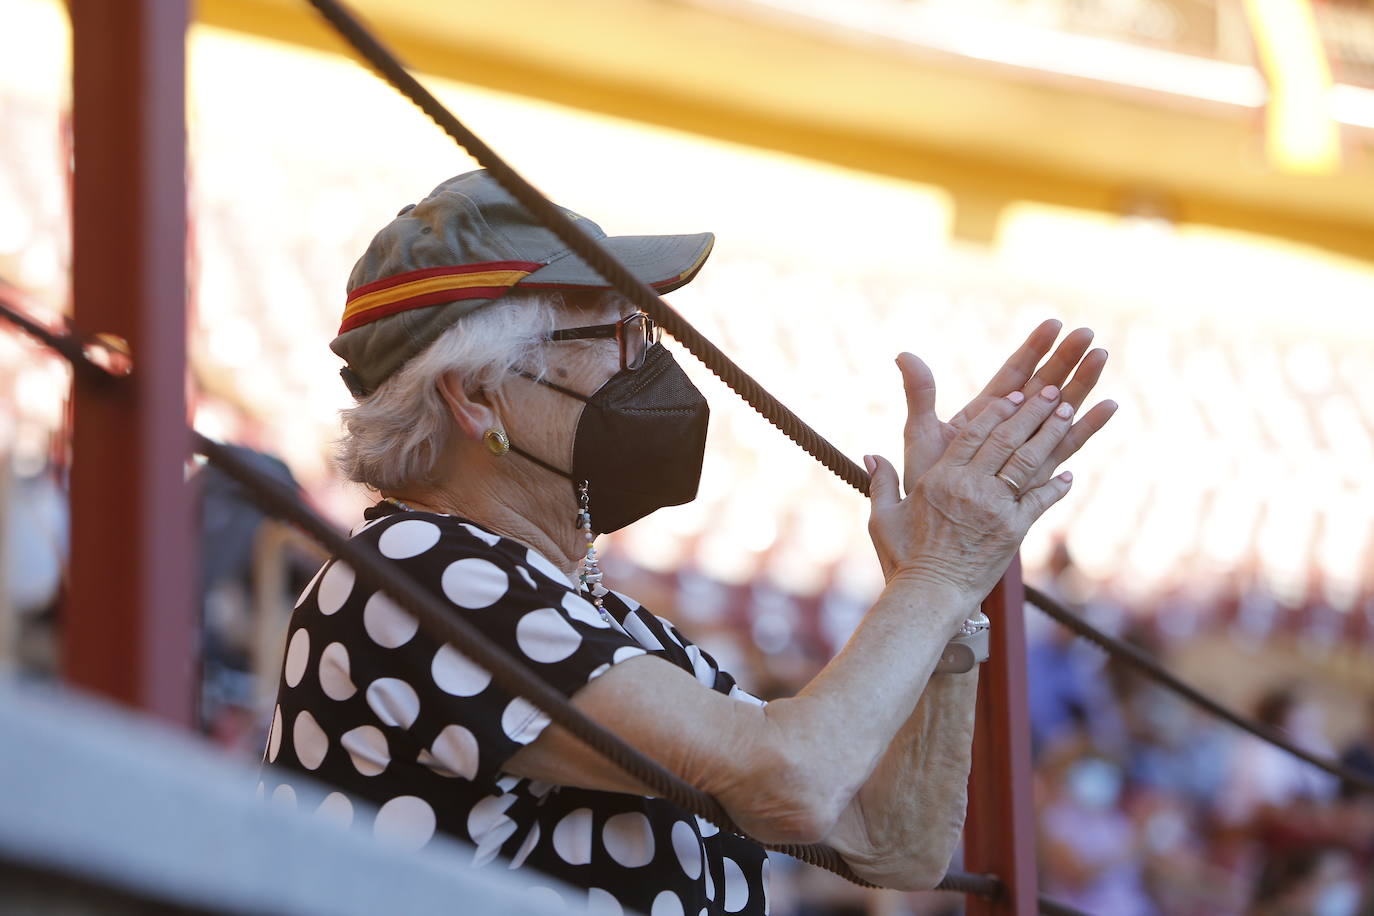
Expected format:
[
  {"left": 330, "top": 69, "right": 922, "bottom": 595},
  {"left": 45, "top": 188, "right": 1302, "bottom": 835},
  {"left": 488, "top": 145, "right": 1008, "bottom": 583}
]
[{"left": 331, "top": 170, "right": 714, "bottom": 397}]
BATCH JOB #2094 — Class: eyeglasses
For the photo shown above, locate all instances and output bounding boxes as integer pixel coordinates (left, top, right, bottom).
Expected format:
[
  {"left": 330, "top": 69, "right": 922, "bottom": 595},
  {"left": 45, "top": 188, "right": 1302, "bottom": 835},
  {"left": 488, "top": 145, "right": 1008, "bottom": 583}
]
[{"left": 546, "top": 312, "right": 662, "bottom": 372}]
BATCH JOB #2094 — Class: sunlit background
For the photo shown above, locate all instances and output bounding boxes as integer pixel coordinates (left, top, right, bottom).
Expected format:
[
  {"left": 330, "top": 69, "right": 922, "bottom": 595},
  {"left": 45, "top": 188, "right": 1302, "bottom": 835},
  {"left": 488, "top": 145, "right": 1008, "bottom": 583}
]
[{"left": 4, "top": 0, "right": 1374, "bottom": 913}]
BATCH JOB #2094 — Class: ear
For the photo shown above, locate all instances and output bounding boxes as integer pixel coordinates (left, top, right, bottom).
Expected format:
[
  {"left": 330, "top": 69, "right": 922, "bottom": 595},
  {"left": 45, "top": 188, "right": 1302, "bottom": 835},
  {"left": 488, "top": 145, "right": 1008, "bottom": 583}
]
[{"left": 436, "top": 371, "right": 498, "bottom": 441}]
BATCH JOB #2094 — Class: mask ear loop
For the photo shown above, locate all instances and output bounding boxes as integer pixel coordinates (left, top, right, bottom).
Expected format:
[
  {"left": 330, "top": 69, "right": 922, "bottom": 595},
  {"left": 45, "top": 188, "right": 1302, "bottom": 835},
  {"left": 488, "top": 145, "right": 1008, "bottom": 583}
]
[
  {"left": 576, "top": 481, "right": 613, "bottom": 623},
  {"left": 501, "top": 366, "right": 583, "bottom": 485},
  {"left": 506, "top": 369, "right": 612, "bottom": 618}
]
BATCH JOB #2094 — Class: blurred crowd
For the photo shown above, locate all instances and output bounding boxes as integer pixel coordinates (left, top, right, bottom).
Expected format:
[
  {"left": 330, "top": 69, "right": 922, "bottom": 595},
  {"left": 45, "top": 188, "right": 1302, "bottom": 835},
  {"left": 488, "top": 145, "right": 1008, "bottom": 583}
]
[{"left": 1024, "top": 548, "right": 1374, "bottom": 916}]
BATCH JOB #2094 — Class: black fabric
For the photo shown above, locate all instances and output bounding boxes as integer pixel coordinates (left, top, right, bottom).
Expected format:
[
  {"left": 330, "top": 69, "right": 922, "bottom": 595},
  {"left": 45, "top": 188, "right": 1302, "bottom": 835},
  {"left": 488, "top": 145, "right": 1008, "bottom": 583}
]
[
  {"left": 261, "top": 509, "right": 769, "bottom": 914},
  {"left": 509, "top": 343, "right": 710, "bottom": 535}
]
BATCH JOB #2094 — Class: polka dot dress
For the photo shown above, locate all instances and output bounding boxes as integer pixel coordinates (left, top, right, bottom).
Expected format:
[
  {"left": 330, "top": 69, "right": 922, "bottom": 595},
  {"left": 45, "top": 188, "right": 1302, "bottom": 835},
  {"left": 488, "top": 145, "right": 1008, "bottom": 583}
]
[{"left": 261, "top": 506, "right": 770, "bottom": 915}]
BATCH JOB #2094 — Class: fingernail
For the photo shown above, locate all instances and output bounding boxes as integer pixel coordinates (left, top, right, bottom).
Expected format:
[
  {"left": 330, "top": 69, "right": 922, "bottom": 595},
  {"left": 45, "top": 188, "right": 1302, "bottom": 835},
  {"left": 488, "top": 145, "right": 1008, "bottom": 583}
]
[
  {"left": 1060, "top": 471, "right": 1073, "bottom": 483},
  {"left": 863, "top": 455, "right": 876, "bottom": 474},
  {"left": 1040, "top": 385, "right": 1059, "bottom": 400},
  {"left": 1056, "top": 402, "right": 1073, "bottom": 419},
  {"left": 1006, "top": 390, "right": 1025, "bottom": 405}
]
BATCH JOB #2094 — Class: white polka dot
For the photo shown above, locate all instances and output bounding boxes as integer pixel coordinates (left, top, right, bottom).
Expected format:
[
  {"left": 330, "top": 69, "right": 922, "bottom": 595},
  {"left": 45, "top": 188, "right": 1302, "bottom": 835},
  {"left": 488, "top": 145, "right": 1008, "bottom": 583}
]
[
  {"left": 283, "top": 628, "right": 310, "bottom": 688},
  {"left": 587, "top": 662, "right": 611, "bottom": 682},
  {"left": 363, "top": 592, "right": 419, "bottom": 648},
  {"left": 378, "top": 519, "right": 441, "bottom": 559},
  {"left": 441, "top": 557, "right": 509, "bottom": 609},
  {"left": 468, "top": 794, "right": 519, "bottom": 866},
  {"left": 705, "top": 858, "right": 715, "bottom": 902},
  {"left": 366, "top": 677, "right": 420, "bottom": 729},
  {"left": 516, "top": 607, "right": 583, "bottom": 663},
  {"left": 423, "top": 724, "right": 479, "bottom": 780},
  {"left": 722, "top": 856, "right": 750, "bottom": 912},
  {"left": 270, "top": 783, "right": 296, "bottom": 809},
  {"left": 516, "top": 566, "right": 538, "bottom": 590},
  {"left": 586, "top": 888, "right": 623, "bottom": 916},
  {"left": 461, "top": 522, "right": 501, "bottom": 546},
  {"left": 267, "top": 705, "right": 283, "bottom": 763},
  {"left": 524, "top": 549, "right": 572, "bottom": 587},
  {"left": 509, "top": 822, "right": 540, "bottom": 869},
  {"left": 315, "top": 791, "right": 353, "bottom": 828},
  {"left": 295, "top": 562, "right": 328, "bottom": 608},
  {"left": 373, "top": 796, "right": 436, "bottom": 851},
  {"left": 432, "top": 644, "right": 492, "bottom": 696},
  {"left": 762, "top": 856, "right": 770, "bottom": 913},
  {"left": 613, "top": 646, "right": 647, "bottom": 664},
  {"left": 652, "top": 891, "right": 685, "bottom": 916},
  {"left": 319, "top": 641, "right": 357, "bottom": 700},
  {"left": 603, "top": 811, "right": 655, "bottom": 867},
  {"left": 623, "top": 612, "right": 665, "bottom": 651},
  {"left": 468, "top": 793, "right": 518, "bottom": 839},
  {"left": 671, "top": 820, "right": 702, "bottom": 879},
  {"left": 552, "top": 807, "right": 594, "bottom": 865},
  {"left": 317, "top": 561, "right": 355, "bottom": 615},
  {"left": 341, "top": 725, "right": 389, "bottom": 776},
  {"left": 695, "top": 814, "right": 719, "bottom": 837},
  {"left": 611, "top": 590, "right": 641, "bottom": 611},
  {"left": 562, "top": 591, "right": 610, "bottom": 628},
  {"left": 292, "top": 710, "right": 329, "bottom": 770},
  {"left": 501, "top": 696, "right": 551, "bottom": 745},
  {"left": 687, "top": 645, "right": 716, "bottom": 687}
]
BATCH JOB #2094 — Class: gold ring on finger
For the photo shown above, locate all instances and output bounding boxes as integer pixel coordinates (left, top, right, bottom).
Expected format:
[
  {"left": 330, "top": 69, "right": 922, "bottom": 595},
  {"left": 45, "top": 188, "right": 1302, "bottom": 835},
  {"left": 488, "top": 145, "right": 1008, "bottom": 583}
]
[{"left": 996, "top": 472, "right": 1023, "bottom": 493}]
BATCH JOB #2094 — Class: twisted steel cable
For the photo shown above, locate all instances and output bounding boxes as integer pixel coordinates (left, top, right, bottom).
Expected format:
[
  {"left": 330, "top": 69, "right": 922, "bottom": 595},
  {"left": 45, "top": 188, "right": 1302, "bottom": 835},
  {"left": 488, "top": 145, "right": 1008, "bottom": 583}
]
[
  {"left": 1025, "top": 585, "right": 1374, "bottom": 795},
  {"left": 303, "top": 0, "right": 871, "bottom": 496}
]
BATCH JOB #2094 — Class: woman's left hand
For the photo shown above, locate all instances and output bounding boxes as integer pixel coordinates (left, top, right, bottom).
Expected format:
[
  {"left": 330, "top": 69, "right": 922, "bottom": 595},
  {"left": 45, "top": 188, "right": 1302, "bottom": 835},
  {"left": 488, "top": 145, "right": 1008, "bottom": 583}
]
[{"left": 897, "top": 319, "right": 1117, "bottom": 495}]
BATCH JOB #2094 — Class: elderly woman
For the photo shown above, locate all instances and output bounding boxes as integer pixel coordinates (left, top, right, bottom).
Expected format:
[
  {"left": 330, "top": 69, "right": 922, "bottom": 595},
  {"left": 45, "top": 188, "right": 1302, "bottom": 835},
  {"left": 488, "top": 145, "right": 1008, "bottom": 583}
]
[{"left": 261, "top": 170, "right": 1115, "bottom": 915}]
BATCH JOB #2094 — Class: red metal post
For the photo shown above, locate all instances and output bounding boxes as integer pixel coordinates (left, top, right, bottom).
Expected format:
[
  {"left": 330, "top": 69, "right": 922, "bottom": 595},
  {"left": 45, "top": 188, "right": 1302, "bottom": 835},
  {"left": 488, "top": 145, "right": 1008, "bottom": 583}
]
[
  {"left": 965, "top": 557, "right": 1039, "bottom": 914},
  {"left": 66, "top": 0, "right": 195, "bottom": 727}
]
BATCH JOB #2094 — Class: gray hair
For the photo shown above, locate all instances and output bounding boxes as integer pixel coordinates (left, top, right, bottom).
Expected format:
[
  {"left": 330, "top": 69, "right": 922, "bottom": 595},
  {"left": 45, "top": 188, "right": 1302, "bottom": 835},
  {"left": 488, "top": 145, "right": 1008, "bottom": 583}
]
[{"left": 334, "top": 290, "right": 569, "bottom": 492}]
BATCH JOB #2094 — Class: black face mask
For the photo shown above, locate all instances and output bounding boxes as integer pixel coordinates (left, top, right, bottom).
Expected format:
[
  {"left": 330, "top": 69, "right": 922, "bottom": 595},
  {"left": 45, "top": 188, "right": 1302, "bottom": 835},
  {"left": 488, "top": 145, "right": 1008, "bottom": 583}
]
[{"left": 506, "top": 343, "right": 710, "bottom": 534}]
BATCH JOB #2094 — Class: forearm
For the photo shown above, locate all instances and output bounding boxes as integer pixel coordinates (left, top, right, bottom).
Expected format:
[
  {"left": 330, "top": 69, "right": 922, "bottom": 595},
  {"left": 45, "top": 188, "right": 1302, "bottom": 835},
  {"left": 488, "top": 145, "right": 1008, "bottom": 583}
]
[
  {"left": 824, "top": 667, "right": 979, "bottom": 888},
  {"left": 759, "top": 572, "right": 978, "bottom": 835}
]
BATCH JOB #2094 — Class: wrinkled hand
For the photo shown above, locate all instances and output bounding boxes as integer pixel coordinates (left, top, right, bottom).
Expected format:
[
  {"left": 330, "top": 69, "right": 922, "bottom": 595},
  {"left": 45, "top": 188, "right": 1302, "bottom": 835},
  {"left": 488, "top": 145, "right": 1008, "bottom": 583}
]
[
  {"left": 898, "top": 320, "right": 1117, "bottom": 495},
  {"left": 867, "top": 388, "right": 1085, "bottom": 602}
]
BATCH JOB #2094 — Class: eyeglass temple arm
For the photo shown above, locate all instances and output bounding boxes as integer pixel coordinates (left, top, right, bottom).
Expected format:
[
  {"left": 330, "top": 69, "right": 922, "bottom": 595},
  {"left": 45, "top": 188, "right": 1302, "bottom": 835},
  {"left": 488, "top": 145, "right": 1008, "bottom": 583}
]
[{"left": 548, "top": 326, "right": 615, "bottom": 342}]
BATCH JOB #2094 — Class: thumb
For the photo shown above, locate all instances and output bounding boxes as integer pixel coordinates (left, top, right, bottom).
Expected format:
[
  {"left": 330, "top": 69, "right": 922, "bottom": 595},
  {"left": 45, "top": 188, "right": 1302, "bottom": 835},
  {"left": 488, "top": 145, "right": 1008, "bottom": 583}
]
[
  {"left": 865, "top": 453, "right": 901, "bottom": 509},
  {"left": 898, "top": 352, "right": 938, "bottom": 429}
]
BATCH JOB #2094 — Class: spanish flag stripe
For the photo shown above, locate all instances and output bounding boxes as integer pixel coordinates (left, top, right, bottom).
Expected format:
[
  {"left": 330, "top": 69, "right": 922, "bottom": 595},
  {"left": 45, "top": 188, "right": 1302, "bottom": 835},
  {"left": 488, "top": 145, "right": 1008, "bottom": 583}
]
[
  {"left": 342, "top": 268, "right": 534, "bottom": 325},
  {"left": 338, "top": 285, "right": 517, "bottom": 334},
  {"left": 346, "top": 261, "right": 542, "bottom": 300}
]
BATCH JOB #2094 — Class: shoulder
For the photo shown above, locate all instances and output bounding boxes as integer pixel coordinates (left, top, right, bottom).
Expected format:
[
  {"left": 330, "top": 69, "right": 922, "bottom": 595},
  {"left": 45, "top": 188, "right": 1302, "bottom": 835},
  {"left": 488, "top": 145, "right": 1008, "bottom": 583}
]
[{"left": 348, "top": 511, "right": 577, "bottom": 596}]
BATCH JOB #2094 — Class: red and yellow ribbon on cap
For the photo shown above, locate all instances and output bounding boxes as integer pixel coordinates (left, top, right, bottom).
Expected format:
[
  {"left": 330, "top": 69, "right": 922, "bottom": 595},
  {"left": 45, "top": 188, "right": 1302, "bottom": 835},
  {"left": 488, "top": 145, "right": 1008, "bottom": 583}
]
[{"left": 339, "top": 261, "right": 542, "bottom": 334}]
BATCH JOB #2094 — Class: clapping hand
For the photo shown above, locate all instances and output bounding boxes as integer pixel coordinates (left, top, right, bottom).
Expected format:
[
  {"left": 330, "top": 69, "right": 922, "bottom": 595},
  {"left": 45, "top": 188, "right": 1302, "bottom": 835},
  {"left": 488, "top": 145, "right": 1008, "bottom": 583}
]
[{"left": 894, "top": 320, "right": 1117, "bottom": 495}]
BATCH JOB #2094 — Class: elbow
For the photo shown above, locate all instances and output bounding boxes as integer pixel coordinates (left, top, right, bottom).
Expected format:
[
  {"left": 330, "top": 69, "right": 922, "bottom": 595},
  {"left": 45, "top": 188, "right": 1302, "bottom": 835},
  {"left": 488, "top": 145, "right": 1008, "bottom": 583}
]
[
  {"left": 721, "top": 745, "right": 848, "bottom": 846},
  {"left": 856, "top": 850, "right": 953, "bottom": 892}
]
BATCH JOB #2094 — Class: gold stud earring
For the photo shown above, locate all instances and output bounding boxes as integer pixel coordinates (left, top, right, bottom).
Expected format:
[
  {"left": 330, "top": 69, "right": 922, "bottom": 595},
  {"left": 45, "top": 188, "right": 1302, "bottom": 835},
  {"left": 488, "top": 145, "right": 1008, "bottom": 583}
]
[{"left": 483, "top": 427, "right": 510, "bottom": 456}]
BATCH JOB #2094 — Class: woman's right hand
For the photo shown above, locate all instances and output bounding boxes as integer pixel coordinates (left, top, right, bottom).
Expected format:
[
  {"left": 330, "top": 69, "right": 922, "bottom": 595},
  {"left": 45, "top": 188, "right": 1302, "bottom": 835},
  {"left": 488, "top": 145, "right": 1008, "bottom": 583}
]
[{"left": 865, "top": 384, "right": 1082, "bottom": 606}]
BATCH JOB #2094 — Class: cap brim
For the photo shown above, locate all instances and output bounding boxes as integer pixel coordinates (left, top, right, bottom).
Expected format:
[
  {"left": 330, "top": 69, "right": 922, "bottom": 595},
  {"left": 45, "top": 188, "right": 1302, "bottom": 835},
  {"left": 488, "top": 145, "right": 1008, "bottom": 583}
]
[{"left": 517, "top": 232, "right": 713, "bottom": 296}]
